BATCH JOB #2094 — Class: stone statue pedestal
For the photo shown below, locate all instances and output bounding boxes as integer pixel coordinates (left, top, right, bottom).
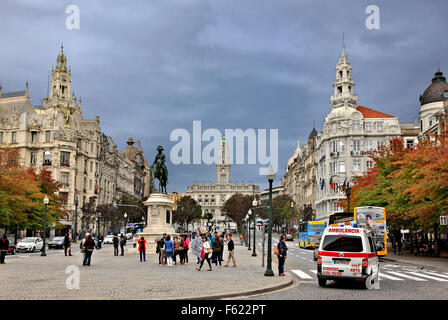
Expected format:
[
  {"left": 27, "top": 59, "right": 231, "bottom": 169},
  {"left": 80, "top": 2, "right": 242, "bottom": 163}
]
[{"left": 128, "top": 192, "right": 178, "bottom": 254}]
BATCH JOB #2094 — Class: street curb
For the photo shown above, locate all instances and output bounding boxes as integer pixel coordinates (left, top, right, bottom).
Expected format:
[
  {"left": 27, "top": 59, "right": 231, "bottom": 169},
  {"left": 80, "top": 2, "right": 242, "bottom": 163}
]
[{"left": 168, "top": 278, "right": 295, "bottom": 300}]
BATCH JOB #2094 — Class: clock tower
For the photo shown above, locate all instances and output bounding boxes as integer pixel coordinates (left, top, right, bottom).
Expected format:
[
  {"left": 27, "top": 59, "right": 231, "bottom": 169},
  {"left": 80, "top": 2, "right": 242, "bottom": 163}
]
[
  {"left": 44, "top": 45, "right": 80, "bottom": 125},
  {"left": 216, "top": 136, "right": 230, "bottom": 185}
]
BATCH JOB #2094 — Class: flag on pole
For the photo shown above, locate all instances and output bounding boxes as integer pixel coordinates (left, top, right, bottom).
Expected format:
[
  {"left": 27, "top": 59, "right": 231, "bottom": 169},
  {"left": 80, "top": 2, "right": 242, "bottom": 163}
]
[
  {"left": 320, "top": 178, "right": 325, "bottom": 190},
  {"left": 329, "top": 176, "right": 334, "bottom": 189}
]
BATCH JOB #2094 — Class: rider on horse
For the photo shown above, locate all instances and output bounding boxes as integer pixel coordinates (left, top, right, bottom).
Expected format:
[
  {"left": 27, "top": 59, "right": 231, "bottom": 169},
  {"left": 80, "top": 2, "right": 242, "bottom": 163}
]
[{"left": 151, "top": 145, "right": 168, "bottom": 193}]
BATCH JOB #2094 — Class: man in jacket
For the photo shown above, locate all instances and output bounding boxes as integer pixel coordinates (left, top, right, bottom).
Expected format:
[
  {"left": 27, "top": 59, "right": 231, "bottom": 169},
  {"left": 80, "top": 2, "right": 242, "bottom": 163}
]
[
  {"left": 277, "top": 235, "right": 288, "bottom": 276},
  {"left": 120, "top": 234, "right": 126, "bottom": 256},
  {"left": 223, "top": 233, "right": 236, "bottom": 267},
  {"left": 113, "top": 233, "right": 119, "bottom": 256}
]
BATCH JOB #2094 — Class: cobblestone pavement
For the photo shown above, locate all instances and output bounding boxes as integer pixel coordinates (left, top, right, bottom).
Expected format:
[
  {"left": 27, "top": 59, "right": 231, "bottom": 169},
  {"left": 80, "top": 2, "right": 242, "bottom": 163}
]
[{"left": 0, "top": 242, "right": 292, "bottom": 300}]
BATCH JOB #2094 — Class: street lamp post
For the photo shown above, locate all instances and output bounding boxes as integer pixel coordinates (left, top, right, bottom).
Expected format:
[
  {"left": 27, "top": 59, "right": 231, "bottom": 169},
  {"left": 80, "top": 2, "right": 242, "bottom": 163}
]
[
  {"left": 96, "top": 212, "right": 101, "bottom": 249},
  {"left": 74, "top": 195, "right": 78, "bottom": 242},
  {"left": 346, "top": 182, "right": 351, "bottom": 215},
  {"left": 252, "top": 199, "right": 257, "bottom": 257},
  {"left": 290, "top": 201, "right": 294, "bottom": 235},
  {"left": 264, "top": 166, "right": 276, "bottom": 277},
  {"left": 41, "top": 196, "right": 49, "bottom": 257},
  {"left": 246, "top": 213, "right": 251, "bottom": 251},
  {"left": 123, "top": 212, "right": 128, "bottom": 236}
]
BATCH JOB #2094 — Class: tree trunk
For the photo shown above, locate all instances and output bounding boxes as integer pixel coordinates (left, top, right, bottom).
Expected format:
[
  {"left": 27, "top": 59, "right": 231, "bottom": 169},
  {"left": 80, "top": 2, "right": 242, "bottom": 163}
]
[{"left": 434, "top": 224, "right": 440, "bottom": 257}]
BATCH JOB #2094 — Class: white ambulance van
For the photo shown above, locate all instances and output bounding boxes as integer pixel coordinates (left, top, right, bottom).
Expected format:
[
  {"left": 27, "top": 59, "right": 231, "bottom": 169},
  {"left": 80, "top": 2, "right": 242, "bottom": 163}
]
[{"left": 316, "top": 223, "right": 379, "bottom": 289}]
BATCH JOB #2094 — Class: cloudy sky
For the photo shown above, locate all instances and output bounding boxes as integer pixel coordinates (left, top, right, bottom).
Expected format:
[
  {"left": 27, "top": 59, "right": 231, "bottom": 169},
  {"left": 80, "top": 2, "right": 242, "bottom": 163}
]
[{"left": 1, "top": 0, "right": 447, "bottom": 192}]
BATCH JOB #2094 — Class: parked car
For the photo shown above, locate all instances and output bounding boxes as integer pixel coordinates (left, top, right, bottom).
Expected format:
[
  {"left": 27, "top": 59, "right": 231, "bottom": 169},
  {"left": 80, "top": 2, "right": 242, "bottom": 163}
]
[
  {"left": 48, "top": 236, "right": 65, "bottom": 249},
  {"left": 103, "top": 235, "right": 115, "bottom": 244},
  {"left": 285, "top": 234, "right": 294, "bottom": 241},
  {"left": 16, "top": 237, "right": 44, "bottom": 253},
  {"left": 7, "top": 238, "right": 16, "bottom": 255}
]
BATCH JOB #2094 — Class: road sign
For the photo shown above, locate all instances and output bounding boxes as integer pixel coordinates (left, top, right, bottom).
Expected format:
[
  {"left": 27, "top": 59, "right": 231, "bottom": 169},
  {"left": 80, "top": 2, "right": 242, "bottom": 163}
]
[{"left": 440, "top": 215, "right": 448, "bottom": 226}]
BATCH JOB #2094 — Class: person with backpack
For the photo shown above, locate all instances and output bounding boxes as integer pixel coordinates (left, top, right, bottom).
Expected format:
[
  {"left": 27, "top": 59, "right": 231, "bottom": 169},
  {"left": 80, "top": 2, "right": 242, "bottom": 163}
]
[
  {"left": 212, "top": 234, "right": 222, "bottom": 267},
  {"left": 276, "top": 235, "right": 288, "bottom": 276}
]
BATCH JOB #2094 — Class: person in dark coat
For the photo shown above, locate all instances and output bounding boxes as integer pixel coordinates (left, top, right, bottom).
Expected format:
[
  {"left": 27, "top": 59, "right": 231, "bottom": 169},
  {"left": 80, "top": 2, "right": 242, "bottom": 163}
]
[
  {"left": 81, "top": 233, "right": 95, "bottom": 266},
  {"left": 0, "top": 235, "right": 9, "bottom": 264},
  {"left": 64, "top": 234, "right": 72, "bottom": 256},
  {"left": 120, "top": 234, "right": 126, "bottom": 256},
  {"left": 113, "top": 233, "right": 119, "bottom": 256},
  {"left": 277, "top": 235, "right": 288, "bottom": 276}
]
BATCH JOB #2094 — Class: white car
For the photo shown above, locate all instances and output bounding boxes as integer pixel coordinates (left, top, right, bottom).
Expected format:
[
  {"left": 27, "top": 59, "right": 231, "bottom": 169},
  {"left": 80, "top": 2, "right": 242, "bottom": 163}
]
[
  {"left": 103, "top": 235, "right": 115, "bottom": 244},
  {"left": 16, "top": 237, "right": 44, "bottom": 253}
]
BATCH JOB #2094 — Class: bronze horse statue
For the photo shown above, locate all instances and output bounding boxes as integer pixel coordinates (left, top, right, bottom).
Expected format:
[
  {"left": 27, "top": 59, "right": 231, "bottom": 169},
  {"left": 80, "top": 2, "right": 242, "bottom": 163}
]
[{"left": 151, "top": 146, "right": 168, "bottom": 193}]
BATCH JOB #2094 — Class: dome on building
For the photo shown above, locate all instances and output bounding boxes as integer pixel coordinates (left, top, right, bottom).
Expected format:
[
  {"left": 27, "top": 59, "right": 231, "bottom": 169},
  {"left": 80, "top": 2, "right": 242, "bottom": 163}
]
[{"left": 420, "top": 70, "right": 448, "bottom": 106}]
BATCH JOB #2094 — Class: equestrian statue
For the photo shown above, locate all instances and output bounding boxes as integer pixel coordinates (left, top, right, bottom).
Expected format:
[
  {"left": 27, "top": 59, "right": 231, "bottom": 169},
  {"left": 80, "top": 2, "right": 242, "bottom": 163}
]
[{"left": 150, "top": 145, "right": 168, "bottom": 193}]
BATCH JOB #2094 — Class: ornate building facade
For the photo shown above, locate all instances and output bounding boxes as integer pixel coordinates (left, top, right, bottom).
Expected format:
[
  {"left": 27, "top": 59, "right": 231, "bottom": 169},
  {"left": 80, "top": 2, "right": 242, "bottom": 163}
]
[
  {"left": 0, "top": 47, "right": 151, "bottom": 234},
  {"left": 284, "top": 43, "right": 418, "bottom": 224},
  {"left": 419, "top": 69, "right": 448, "bottom": 138},
  {"left": 185, "top": 137, "right": 260, "bottom": 225}
]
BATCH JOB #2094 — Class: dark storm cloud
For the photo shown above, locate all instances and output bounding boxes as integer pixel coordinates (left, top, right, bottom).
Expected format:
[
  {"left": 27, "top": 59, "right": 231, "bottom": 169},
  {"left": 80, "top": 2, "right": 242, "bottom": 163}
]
[{"left": 1, "top": 0, "right": 447, "bottom": 192}]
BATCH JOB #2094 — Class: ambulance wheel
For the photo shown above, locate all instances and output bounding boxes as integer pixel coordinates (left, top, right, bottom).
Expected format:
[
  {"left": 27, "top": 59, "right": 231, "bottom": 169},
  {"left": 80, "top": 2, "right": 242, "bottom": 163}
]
[{"left": 318, "top": 278, "right": 327, "bottom": 287}]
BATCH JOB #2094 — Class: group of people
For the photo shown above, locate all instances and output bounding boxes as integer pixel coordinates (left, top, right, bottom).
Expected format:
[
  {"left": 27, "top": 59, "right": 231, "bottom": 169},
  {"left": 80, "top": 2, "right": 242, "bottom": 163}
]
[
  {"left": 156, "top": 233, "right": 190, "bottom": 266},
  {"left": 193, "top": 231, "right": 237, "bottom": 271}
]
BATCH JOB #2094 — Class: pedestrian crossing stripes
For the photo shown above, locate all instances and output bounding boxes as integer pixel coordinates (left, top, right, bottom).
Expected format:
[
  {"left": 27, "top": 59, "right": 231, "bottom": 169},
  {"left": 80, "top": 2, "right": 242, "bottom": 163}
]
[
  {"left": 291, "top": 268, "right": 448, "bottom": 283},
  {"left": 292, "top": 270, "right": 313, "bottom": 279}
]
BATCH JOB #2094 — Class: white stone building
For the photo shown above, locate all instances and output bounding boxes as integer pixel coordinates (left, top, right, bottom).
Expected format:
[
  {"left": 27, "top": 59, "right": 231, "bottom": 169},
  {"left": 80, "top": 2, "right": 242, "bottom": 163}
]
[
  {"left": 313, "top": 44, "right": 403, "bottom": 223},
  {"left": 0, "top": 47, "right": 150, "bottom": 235},
  {"left": 185, "top": 137, "right": 260, "bottom": 225}
]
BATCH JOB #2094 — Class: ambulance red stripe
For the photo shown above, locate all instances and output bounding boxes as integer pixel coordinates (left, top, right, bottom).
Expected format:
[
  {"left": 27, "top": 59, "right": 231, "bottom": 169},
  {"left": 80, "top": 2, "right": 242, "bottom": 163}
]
[{"left": 318, "top": 251, "right": 376, "bottom": 258}]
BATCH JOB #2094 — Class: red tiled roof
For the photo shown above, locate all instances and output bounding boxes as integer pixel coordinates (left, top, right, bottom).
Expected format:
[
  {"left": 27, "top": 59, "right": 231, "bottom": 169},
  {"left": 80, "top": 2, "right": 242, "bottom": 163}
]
[{"left": 356, "top": 106, "right": 395, "bottom": 118}]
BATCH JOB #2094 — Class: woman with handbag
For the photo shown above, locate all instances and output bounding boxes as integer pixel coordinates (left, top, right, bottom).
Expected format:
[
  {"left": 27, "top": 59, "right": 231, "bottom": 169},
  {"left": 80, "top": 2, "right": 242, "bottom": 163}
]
[
  {"left": 164, "top": 235, "right": 174, "bottom": 267},
  {"left": 196, "top": 236, "right": 212, "bottom": 271}
]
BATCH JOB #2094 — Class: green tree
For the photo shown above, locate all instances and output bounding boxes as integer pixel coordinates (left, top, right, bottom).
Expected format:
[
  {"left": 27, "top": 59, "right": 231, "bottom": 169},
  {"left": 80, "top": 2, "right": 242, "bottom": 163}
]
[
  {"left": 173, "top": 196, "right": 202, "bottom": 231},
  {"left": 223, "top": 193, "right": 255, "bottom": 232}
]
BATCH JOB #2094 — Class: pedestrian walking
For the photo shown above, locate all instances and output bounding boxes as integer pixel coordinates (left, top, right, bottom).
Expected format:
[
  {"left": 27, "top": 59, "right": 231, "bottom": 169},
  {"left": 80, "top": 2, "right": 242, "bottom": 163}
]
[
  {"left": 191, "top": 229, "right": 203, "bottom": 264},
  {"left": 113, "top": 233, "right": 119, "bottom": 256},
  {"left": 277, "top": 235, "right": 288, "bottom": 276},
  {"left": 64, "top": 233, "right": 72, "bottom": 256},
  {"left": 223, "top": 233, "right": 236, "bottom": 267},
  {"left": 81, "top": 233, "right": 95, "bottom": 266},
  {"left": 0, "top": 235, "right": 9, "bottom": 264},
  {"left": 133, "top": 234, "right": 138, "bottom": 249},
  {"left": 120, "top": 234, "right": 126, "bottom": 256},
  {"left": 196, "top": 236, "right": 212, "bottom": 271},
  {"left": 240, "top": 233, "right": 245, "bottom": 245},
  {"left": 157, "top": 233, "right": 167, "bottom": 266},
  {"left": 212, "top": 234, "right": 222, "bottom": 266},
  {"left": 173, "top": 236, "right": 181, "bottom": 265},
  {"left": 182, "top": 234, "right": 189, "bottom": 263},
  {"left": 138, "top": 236, "right": 146, "bottom": 262},
  {"left": 164, "top": 235, "right": 174, "bottom": 267}
]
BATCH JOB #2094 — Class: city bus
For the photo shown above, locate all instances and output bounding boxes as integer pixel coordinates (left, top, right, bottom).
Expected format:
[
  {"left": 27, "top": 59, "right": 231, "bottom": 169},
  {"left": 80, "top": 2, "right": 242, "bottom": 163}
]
[
  {"left": 298, "top": 221, "right": 327, "bottom": 249},
  {"left": 354, "top": 206, "right": 387, "bottom": 256}
]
